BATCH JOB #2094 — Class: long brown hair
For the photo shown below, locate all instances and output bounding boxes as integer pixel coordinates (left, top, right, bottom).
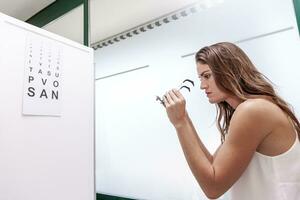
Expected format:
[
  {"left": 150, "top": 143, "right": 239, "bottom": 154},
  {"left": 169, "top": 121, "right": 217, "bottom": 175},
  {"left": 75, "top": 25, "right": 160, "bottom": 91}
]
[{"left": 195, "top": 42, "right": 300, "bottom": 143}]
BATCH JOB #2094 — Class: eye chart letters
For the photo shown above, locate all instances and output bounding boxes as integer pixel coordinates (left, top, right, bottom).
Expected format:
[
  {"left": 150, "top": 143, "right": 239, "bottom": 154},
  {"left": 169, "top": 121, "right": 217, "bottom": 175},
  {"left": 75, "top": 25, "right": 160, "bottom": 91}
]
[{"left": 22, "top": 33, "right": 62, "bottom": 116}]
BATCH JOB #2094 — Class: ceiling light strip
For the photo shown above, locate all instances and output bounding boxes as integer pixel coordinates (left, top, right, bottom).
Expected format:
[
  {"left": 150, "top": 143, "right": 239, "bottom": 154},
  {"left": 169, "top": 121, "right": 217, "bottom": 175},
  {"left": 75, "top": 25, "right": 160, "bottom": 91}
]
[{"left": 91, "top": 3, "right": 200, "bottom": 50}]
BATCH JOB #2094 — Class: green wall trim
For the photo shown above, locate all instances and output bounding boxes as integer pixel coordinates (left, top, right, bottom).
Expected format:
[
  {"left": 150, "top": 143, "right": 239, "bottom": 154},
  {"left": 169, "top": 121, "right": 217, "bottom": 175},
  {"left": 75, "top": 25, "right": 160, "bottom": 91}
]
[
  {"left": 83, "top": 0, "right": 89, "bottom": 46},
  {"left": 26, "top": 0, "right": 83, "bottom": 28},
  {"left": 26, "top": 0, "right": 89, "bottom": 46},
  {"left": 294, "top": 0, "right": 300, "bottom": 35},
  {"left": 96, "top": 193, "right": 135, "bottom": 200}
]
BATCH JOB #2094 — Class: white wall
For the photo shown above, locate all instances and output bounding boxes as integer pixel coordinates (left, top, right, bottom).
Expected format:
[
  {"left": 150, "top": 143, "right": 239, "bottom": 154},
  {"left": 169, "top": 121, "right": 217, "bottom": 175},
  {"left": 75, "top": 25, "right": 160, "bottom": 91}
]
[
  {"left": 95, "top": 0, "right": 300, "bottom": 199},
  {"left": 0, "top": 13, "right": 94, "bottom": 200}
]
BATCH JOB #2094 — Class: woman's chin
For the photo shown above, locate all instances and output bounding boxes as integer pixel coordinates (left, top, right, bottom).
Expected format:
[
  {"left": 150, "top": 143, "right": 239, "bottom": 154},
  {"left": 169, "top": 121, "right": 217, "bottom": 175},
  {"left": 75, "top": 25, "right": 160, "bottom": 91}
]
[
  {"left": 208, "top": 98, "right": 215, "bottom": 104},
  {"left": 208, "top": 98, "right": 221, "bottom": 104}
]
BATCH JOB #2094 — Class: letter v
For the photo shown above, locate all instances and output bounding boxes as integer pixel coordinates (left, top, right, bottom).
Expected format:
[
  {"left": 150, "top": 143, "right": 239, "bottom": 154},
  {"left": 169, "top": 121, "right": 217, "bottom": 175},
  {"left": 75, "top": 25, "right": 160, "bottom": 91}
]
[{"left": 42, "top": 78, "right": 47, "bottom": 85}]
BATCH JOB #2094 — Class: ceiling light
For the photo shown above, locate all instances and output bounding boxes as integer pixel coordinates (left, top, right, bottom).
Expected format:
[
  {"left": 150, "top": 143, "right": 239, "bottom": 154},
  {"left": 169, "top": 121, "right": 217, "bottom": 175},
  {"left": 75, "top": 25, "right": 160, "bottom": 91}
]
[
  {"left": 171, "top": 14, "right": 179, "bottom": 20},
  {"left": 139, "top": 27, "right": 146, "bottom": 32},
  {"left": 147, "top": 24, "right": 154, "bottom": 29},
  {"left": 154, "top": 21, "right": 162, "bottom": 26},
  {"left": 163, "top": 18, "right": 170, "bottom": 23}
]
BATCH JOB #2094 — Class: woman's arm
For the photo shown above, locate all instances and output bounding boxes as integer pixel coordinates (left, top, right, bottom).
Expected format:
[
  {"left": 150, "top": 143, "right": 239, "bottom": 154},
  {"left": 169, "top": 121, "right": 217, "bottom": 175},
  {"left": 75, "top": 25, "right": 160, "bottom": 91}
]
[
  {"left": 164, "top": 89, "right": 271, "bottom": 199},
  {"left": 186, "top": 115, "right": 216, "bottom": 163},
  {"left": 163, "top": 90, "right": 215, "bottom": 163}
]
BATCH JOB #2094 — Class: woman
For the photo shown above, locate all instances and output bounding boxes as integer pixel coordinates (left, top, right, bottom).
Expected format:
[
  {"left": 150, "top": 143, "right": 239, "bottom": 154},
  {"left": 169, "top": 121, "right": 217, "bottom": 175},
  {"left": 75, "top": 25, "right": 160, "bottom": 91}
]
[{"left": 163, "top": 42, "right": 300, "bottom": 199}]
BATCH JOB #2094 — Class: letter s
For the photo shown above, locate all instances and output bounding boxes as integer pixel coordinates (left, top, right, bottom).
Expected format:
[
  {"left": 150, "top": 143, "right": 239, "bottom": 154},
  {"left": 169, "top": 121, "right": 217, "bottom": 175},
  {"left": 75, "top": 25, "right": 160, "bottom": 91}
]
[{"left": 27, "top": 87, "right": 35, "bottom": 97}]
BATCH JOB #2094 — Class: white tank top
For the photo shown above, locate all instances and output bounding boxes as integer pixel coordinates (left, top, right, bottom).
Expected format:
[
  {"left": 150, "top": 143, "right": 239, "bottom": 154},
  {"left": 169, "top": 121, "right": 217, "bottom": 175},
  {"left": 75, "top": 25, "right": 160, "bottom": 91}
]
[{"left": 229, "top": 132, "right": 300, "bottom": 200}]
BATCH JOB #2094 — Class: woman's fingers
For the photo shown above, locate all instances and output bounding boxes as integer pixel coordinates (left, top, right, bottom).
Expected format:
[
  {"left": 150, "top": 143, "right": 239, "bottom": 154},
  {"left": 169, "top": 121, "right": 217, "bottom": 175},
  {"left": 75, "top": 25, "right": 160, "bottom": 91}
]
[
  {"left": 163, "top": 95, "right": 169, "bottom": 106},
  {"left": 164, "top": 89, "right": 185, "bottom": 107},
  {"left": 164, "top": 91, "right": 173, "bottom": 106},
  {"left": 172, "top": 89, "right": 185, "bottom": 101},
  {"left": 163, "top": 89, "right": 187, "bottom": 127}
]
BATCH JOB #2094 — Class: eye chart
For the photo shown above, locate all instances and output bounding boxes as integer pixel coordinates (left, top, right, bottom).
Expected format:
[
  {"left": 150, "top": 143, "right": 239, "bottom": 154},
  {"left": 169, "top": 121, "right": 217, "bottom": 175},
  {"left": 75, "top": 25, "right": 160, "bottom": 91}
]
[{"left": 22, "top": 33, "right": 62, "bottom": 116}]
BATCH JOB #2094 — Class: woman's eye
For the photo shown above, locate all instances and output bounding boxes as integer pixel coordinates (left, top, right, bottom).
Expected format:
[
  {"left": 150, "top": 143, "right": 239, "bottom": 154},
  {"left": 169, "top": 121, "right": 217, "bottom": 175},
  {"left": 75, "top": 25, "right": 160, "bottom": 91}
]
[{"left": 203, "top": 74, "right": 211, "bottom": 79}]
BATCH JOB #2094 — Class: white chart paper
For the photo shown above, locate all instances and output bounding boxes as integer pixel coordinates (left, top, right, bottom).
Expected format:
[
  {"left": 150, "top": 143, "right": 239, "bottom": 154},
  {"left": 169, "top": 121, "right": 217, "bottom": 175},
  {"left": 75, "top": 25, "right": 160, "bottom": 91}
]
[{"left": 22, "top": 33, "right": 62, "bottom": 116}]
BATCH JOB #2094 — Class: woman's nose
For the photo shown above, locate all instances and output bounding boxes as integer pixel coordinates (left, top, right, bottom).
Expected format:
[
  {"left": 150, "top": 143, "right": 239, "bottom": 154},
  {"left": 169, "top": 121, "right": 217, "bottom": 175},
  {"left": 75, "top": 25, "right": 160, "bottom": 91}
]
[{"left": 200, "top": 81, "right": 208, "bottom": 90}]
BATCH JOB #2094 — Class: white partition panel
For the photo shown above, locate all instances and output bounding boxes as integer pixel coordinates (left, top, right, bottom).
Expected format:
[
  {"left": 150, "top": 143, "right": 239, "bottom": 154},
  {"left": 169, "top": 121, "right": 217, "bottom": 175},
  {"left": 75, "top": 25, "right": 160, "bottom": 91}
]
[
  {"left": 0, "top": 13, "right": 94, "bottom": 200},
  {"left": 95, "top": 0, "right": 300, "bottom": 199}
]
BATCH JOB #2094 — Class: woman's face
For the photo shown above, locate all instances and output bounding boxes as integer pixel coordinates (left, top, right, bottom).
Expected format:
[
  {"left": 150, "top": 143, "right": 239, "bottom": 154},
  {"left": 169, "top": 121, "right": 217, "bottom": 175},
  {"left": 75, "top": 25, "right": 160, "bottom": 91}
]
[{"left": 196, "top": 62, "right": 229, "bottom": 104}]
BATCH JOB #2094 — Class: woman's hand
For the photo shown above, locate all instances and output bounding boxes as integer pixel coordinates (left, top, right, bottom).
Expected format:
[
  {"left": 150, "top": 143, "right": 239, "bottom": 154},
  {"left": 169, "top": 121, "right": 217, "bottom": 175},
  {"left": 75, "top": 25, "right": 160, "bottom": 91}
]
[{"left": 164, "top": 89, "right": 189, "bottom": 128}]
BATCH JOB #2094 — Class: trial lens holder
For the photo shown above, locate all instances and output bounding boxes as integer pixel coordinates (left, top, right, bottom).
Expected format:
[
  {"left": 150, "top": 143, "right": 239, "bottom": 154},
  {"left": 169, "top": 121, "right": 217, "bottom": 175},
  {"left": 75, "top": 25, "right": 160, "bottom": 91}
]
[{"left": 156, "top": 79, "right": 194, "bottom": 106}]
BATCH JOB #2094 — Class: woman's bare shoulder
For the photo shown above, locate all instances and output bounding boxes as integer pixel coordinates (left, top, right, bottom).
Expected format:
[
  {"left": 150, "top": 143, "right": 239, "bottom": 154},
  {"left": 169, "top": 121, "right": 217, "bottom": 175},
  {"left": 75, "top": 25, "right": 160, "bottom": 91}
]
[
  {"left": 235, "top": 98, "right": 280, "bottom": 117},
  {"left": 230, "top": 98, "right": 280, "bottom": 136}
]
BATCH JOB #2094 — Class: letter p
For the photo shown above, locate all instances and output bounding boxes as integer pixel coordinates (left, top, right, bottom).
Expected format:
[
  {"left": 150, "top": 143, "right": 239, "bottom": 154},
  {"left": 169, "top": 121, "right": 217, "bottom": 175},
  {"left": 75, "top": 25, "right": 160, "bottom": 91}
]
[{"left": 29, "top": 76, "right": 34, "bottom": 83}]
